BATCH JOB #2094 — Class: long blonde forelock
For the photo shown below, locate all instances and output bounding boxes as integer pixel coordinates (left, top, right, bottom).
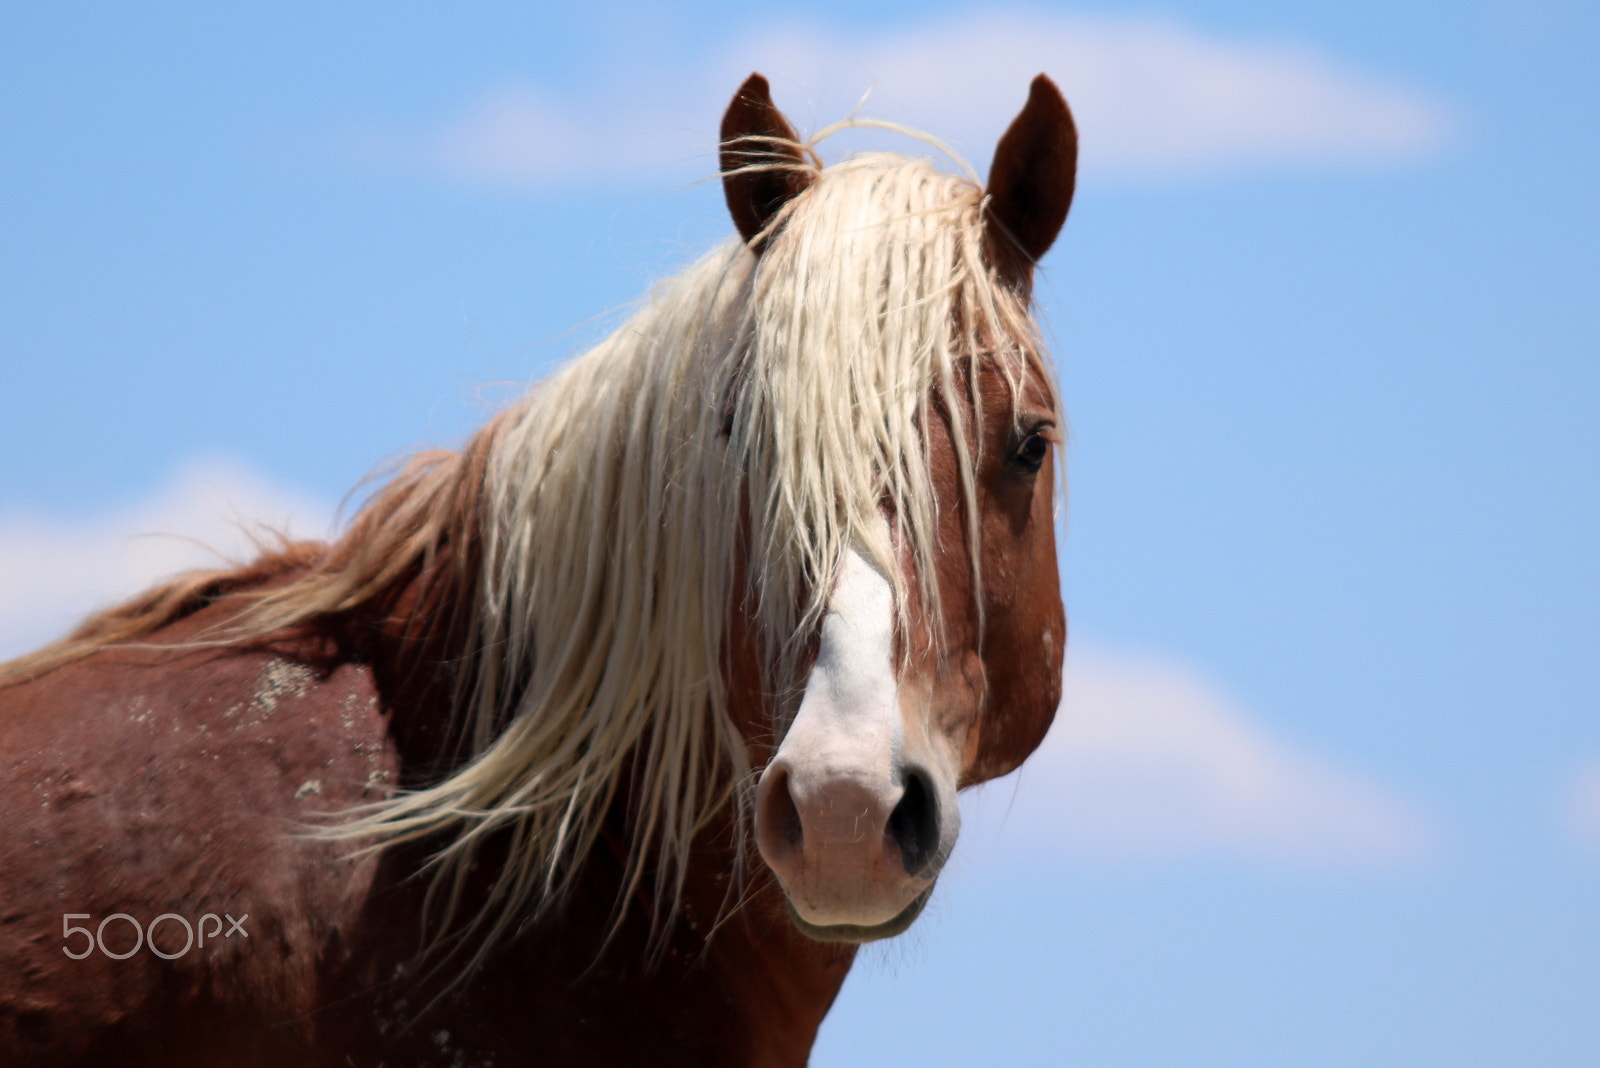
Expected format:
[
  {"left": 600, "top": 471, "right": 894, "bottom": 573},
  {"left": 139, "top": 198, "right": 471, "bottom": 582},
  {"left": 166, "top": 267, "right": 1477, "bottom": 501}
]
[{"left": 738, "top": 153, "right": 1024, "bottom": 685}]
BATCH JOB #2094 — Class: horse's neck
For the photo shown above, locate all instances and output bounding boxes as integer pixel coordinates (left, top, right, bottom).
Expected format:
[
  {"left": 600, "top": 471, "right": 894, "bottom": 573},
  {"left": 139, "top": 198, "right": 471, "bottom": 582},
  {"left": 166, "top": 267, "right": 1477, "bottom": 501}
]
[
  {"left": 685, "top": 837, "right": 860, "bottom": 1061},
  {"left": 582, "top": 801, "right": 859, "bottom": 1063}
]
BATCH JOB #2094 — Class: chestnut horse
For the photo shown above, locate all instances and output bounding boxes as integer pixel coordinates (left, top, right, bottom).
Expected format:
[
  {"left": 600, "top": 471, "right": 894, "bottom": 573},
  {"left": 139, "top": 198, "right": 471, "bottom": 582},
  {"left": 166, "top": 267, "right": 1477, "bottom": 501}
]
[{"left": 0, "top": 73, "right": 1076, "bottom": 1066}]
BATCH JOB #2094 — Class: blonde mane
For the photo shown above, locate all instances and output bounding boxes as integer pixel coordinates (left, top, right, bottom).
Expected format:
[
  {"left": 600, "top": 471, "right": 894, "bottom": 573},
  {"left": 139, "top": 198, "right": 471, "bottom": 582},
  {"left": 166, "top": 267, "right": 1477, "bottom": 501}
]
[{"left": 4, "top": 147, "right": 1057, "bottom": 958}]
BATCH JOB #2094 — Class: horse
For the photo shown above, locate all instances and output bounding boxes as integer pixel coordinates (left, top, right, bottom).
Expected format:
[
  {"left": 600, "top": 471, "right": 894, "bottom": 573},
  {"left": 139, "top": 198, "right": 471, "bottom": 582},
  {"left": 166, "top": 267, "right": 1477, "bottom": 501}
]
[{"left": 0, "top": 72, "right": 1077, "bottom": 1066}]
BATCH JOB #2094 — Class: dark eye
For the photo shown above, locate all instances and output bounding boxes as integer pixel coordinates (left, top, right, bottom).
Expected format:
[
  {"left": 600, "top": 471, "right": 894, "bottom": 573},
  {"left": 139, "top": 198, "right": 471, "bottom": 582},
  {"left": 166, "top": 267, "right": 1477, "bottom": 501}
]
[{"left": 1011, "top": 432, "right": 1050, "bottom": 475}]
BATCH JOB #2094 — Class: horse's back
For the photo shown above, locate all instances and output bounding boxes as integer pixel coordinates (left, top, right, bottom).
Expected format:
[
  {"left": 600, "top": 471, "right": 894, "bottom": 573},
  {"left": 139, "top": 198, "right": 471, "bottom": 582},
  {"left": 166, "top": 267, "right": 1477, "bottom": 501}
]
[{"left": 0, "top": 604, "right": 396, "bottom": 1064}]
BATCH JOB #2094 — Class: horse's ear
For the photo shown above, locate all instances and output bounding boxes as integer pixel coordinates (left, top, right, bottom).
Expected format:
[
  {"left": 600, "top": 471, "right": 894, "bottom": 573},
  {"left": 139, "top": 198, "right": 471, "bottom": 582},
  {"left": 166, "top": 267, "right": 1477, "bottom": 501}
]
[
  {"left": 985, "top": 74, "right": 1078, "bottom": 289},
  {"left": 721, "top": 73, "right": 813, "bottom": 251}
]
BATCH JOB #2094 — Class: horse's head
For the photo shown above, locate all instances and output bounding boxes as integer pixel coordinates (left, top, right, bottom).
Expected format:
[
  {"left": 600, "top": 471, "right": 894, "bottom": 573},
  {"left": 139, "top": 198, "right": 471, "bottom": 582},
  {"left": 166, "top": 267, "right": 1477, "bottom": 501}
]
[{"left": 720, "top": 74, "right": 1076, "bottom": 941}]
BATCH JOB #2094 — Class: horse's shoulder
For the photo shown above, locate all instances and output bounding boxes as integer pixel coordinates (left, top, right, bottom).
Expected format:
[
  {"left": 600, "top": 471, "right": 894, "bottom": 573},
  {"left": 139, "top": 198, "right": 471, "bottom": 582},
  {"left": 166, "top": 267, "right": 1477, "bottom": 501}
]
[{"left": 0, "top": 605, "right": 399, "bottom": 1037}]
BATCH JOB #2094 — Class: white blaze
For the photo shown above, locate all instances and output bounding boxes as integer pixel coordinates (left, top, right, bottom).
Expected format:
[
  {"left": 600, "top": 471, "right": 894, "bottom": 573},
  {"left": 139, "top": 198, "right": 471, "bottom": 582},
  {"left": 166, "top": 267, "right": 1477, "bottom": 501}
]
[{"left": 779, "top": 544, "right": 901, "bottom": 789}]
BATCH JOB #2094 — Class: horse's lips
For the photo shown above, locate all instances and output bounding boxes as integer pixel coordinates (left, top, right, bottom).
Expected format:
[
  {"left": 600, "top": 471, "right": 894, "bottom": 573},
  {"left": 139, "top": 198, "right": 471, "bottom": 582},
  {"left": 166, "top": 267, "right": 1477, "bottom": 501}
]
[{"left": 784, "top": 883, "right": 936, "bottom": 944}]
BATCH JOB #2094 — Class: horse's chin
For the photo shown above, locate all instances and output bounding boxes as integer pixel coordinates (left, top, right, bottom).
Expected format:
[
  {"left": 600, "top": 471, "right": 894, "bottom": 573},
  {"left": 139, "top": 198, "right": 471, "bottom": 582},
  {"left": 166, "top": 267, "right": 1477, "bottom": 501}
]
[{"left": 785, "top": 883, "right": 935, "bottom": 944}]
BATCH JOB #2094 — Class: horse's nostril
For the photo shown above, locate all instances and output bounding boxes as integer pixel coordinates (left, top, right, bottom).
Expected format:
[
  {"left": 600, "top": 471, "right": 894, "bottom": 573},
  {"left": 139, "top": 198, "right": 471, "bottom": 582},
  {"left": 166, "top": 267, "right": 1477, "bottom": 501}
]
[
  {"left": 887, "top": 768, "right": 940, "bottom": 876},
  {"left": 758, "top": 764, "right": 804, "bottom": 859}
]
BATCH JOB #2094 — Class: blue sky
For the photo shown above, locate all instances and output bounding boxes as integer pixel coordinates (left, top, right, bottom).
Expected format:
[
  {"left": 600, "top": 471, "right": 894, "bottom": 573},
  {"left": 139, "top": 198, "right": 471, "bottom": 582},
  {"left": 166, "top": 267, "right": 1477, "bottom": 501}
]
[{"left": 2, "top": 2, "right": 1596, "bottom": 1064}]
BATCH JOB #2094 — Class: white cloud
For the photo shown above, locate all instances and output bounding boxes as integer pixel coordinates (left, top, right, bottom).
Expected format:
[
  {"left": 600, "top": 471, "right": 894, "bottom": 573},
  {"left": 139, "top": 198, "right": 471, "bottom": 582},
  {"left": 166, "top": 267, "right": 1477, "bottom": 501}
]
[
  {"left": 731, "top": 13, "right": 1452, "bottom": 175},
  {"left": 380, "top": 10, "right": 1452, "bottom": 187},
  {"left": 1565, "top": 757, "right": 1600, "bottom": 847},
  {"left": 961, "top": 646, "right": 1435, "bottom": 866},
  {"left": 0, "top": 460, "right": 335, "bottom": 662}
]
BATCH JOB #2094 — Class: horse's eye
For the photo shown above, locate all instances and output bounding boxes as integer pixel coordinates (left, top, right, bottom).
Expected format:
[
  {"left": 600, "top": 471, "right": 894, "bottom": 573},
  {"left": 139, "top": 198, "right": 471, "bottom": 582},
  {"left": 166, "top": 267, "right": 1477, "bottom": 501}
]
[{"left": 1011, "top": 433, "right": 1049, "bottom": 474}]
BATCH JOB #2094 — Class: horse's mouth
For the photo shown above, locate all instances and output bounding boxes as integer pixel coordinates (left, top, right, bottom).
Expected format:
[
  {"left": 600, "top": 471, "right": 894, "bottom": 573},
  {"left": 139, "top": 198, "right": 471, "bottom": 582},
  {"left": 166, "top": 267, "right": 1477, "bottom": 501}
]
[{"left": 785, "top": 883, "right": 936, "bottom": 944}]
